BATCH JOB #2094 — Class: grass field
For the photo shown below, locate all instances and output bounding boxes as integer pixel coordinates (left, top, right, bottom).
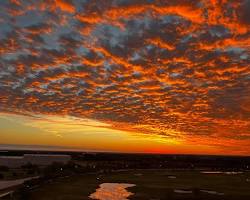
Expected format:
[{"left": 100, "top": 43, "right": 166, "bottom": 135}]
[
  {"left": 27, "top": 170, "right": 250, "bottom": 200},
  {"left": 0, "top": 169, "right": 36, "bottom": 181}
]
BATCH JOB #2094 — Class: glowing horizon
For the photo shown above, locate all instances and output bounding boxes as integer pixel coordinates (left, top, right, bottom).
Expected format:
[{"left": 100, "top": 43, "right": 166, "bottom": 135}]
[
  {"left": 0, "top": 112, "right": 249, "bottom": 156},
  {"left": 0, "top": 0, "right": 250, "bottom": 155}
]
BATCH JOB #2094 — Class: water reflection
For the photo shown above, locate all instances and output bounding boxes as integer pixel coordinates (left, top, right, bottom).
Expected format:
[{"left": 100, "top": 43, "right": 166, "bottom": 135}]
[
  {"left": 200, "top": 189, "right": 224, "bottom": 195},
  {"left": 201, "top": 171, "right": 243, "bottom": 175},
  {"left": 89, "top": 183, "right": 135, "bottom": 200},
  {"left": 174, "top": 189, "right": 192, "bottom": 194}
]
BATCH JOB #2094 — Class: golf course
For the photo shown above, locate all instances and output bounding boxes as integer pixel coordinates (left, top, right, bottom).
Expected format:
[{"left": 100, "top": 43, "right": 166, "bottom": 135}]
[{"left": 26, "top": 170, "right": 250, "bottom": 200}]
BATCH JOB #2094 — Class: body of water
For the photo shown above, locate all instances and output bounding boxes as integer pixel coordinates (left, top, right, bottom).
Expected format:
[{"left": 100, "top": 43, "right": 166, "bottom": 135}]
[{"left": 89, "top": 183, "right": 135, "bottom": 200}]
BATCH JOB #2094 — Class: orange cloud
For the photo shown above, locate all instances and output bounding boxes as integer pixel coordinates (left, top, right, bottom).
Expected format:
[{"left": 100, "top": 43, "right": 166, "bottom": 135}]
[{"left": 0, "top": 0, "right": 249, "bottom": 155}]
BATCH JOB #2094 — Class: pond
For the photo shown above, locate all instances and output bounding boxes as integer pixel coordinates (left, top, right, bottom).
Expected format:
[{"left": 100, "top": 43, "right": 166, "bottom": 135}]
[
  {"left": 89, "top": 183, "right": 135, "bottom": 200},
  {"left": 201, "top": 171, "right": 243, "bottom": 175}
]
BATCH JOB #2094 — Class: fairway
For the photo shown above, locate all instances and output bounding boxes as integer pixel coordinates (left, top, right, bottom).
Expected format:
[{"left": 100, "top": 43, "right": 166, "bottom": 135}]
[{"left": 27, "top": 170, "right": 250, "bottom": 200}]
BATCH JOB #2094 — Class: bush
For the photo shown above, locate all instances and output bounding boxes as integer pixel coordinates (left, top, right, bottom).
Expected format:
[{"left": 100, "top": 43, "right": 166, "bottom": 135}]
[
  {"left": 16, "top": 186, "right": 31, "bottom": 200},
  {"left": 43, "top": 162, "right": 64, "bottom": 178},
  {"left": 12, "top": 172, "right": 17, "bottom": 177},
  {"left": 22, "top": 163, "right": 39, "bottom": 175},
  {"left": 0, "top": 165, "right": 9, "bottom": 172},
  {"left": 27, "top": 169, "right": 35, "bottom": 175}
]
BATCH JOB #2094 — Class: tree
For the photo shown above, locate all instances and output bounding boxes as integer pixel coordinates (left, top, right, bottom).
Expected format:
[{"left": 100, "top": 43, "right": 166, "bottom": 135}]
[{"left": 0, "top": 165, "right": 9, "bottom": 172}]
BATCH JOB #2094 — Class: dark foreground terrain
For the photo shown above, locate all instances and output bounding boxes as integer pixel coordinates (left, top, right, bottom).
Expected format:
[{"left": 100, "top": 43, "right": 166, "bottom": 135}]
[
  {"left": 21, "top": 170, "right": 250, "bottom": 200},
  {"left": 0, "top": 150, "right": 250, "bottom": 200}
]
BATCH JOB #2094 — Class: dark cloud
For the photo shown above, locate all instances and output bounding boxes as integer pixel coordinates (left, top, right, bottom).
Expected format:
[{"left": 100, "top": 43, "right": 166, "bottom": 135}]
[{"left": 239, "top": 0, "right": 250, "bottom": 25}]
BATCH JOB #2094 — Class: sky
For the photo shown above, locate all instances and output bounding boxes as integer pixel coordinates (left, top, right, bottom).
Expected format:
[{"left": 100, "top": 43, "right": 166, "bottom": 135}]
[{"left": 0, "top": 0, "right": 250, "bottom": 155}]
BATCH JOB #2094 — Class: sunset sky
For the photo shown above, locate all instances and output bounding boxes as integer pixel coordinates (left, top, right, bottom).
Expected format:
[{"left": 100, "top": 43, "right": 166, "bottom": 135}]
[{"left": 0, "top": 0, "right": 250, "bottom": 155}]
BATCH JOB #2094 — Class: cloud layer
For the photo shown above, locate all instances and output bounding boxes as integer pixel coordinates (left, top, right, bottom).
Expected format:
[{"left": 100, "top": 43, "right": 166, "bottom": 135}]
[{"left": 0, "top": 0, "right": 250, "bottom": 153}]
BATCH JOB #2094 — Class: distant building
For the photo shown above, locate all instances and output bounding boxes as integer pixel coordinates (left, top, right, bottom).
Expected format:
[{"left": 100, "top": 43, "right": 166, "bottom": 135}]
[{"left": 0, "top": 154, "right": 71, "bottom": 168}]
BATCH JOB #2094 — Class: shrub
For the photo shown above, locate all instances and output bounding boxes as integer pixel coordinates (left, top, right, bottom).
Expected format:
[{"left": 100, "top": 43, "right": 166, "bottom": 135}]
[{"left": 0, "top": 165, "right": 9, "bottom": 172}]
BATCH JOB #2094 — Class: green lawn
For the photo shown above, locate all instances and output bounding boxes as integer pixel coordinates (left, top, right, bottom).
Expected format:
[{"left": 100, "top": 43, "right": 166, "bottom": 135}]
[{"left": 27, "top": 170, "right": 250, "bottom": 200}]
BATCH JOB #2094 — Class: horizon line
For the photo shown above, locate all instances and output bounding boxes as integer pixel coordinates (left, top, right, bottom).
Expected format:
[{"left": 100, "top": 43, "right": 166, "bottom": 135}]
[{"left": 0, "top": 144, "right": 249, "bottom": 157}]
